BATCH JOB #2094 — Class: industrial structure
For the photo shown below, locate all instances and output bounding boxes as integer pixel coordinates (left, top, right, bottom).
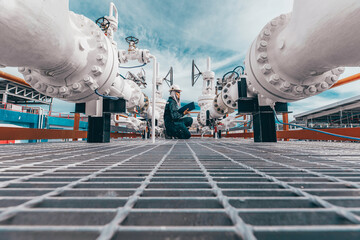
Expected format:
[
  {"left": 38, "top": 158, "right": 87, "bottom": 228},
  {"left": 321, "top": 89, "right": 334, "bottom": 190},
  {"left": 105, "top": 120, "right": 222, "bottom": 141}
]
[
  {"left": 295, "top": 95, "right": 360, "bottom": 128},
  {"left": 1, "top": 0, "right": 360, "bottom": 239}
]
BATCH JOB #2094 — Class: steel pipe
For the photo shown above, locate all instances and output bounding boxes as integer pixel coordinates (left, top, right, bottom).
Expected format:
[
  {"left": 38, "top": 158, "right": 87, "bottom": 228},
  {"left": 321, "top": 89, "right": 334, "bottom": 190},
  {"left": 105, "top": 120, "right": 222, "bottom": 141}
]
[{"left": 245, "top": 0, "right": 360, "bottom": 105}]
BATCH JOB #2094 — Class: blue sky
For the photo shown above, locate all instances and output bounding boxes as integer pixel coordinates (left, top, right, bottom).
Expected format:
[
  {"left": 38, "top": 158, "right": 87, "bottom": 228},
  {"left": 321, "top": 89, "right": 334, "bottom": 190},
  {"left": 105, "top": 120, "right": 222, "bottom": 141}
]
[{"left": 4, "top": 0, "right": 360, "bottom": 120}]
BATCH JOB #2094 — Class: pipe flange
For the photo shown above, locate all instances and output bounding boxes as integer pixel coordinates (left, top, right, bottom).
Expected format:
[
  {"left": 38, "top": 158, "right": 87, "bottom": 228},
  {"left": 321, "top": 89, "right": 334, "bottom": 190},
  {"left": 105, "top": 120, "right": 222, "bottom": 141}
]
[
  {"left": 246, "top": 13, "right": 345, "bottom": 103},
  {"left": 221, "top": 80, "right": 239, "bottom": 109},
  {"left": 20, "top": 12, "right": 117, "bottom": 103}
]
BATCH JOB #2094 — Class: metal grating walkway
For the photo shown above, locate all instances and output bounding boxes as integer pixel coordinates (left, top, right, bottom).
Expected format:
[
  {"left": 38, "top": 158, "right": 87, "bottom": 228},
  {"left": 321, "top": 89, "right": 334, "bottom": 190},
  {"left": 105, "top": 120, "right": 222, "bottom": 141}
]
[{"left": 1, "top": 139, "right": 360, "bottom": 239}]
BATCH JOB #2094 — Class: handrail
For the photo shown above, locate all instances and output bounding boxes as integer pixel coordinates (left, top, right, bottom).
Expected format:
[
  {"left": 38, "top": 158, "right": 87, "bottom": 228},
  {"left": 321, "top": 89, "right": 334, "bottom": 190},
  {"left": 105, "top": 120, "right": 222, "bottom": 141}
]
[{"left": 192, "top": 127, "right": 360, "bottom": 142}]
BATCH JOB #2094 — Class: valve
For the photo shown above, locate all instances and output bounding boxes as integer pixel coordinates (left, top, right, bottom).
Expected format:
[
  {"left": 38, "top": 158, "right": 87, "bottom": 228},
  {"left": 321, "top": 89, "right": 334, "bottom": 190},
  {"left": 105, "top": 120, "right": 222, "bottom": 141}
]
[
  {"left": 95, "top": 17, "right": 110, "bottom": 33},
  {"left": 126, "top": 36, "right": 139, "bottom": 52}
]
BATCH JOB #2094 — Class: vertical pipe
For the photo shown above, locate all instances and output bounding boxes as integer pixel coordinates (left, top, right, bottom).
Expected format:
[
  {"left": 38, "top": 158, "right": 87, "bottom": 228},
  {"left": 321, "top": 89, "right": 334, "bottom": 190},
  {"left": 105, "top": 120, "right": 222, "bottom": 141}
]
[
  {"left": 150, "top": 55, "right": 157, "bottom": 143},
  {"left": 282, "top": 112, "right": 289, "bottom": 141},
  {"left": 2, "top": 93, "right": 7, "bottom": 104},
  {"left": 207, "top": 57, "right": 211, "bottom": 71},
  {"left": 340, "top": 110, "right": 343, "bottom": 126}
]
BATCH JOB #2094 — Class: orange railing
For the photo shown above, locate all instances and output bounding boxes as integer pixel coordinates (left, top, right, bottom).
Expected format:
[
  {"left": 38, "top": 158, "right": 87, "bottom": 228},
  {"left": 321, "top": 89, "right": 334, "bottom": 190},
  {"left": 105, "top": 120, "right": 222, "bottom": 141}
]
[
  {"left": 0, "top": 127, "right": 140, "bottom": 141},
  {"left": 192, "top": 128, "right": 360, "bottom": 141},
  {"left": 221, "top": 127, "right": 360, "bottom": 142},
  {"left": 0, "top": 102, "right": 85, "bottom": 121}
]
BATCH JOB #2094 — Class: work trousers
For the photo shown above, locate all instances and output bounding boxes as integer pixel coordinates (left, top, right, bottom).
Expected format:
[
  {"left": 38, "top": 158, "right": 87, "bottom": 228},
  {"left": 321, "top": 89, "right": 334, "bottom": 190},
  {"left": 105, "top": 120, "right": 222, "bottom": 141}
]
[{"left": 167, "top": 117, "right": 193, "bottom": 139}]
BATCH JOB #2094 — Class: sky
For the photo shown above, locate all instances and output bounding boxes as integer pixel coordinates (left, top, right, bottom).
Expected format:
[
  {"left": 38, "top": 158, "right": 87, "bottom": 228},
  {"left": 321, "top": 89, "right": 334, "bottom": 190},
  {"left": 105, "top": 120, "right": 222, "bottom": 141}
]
[{"left": 3, "top": 0, "right": 360, "bottom": 120}]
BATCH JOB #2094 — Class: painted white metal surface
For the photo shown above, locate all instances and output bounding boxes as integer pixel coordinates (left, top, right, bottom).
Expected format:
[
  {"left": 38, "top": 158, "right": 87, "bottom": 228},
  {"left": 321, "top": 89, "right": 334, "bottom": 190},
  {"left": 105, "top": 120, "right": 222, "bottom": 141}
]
[
  {"left": 147, "top": 63, "right": 167, "bottom": 133},
  {"left": 196, "top": 57, "right": 240, "bottom": 129},
  {"left": 0, "top": 0, "right": 155, "bottom": 123},
  {"left": 245, "top": 0, "right": 360, "bottom": 106},
  {"left": 112, "top": 115, "right": 145, "bottom": 131}
]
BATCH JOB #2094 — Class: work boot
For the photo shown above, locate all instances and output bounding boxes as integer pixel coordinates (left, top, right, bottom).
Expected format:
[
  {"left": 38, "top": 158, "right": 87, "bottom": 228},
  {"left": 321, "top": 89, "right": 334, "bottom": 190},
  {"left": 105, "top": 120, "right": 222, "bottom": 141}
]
[{"left": 164, "top": 131, "right": 173, "bottom": 139}]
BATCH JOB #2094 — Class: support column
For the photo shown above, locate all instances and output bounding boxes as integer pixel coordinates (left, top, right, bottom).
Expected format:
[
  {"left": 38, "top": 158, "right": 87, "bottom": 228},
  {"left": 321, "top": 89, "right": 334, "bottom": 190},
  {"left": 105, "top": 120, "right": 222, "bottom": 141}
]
[
  {"left": 87, "top": 113, "right": 111, "bottom": 143},
  {"left": 2, "top": 92, "right": 7, "bottom": 104},
  {"left": 282, "top": 112, "right": 289, "bottom": 141},
  {"left": 2, "top": 83, "right": 8, "bottom": 104},
  {"left": 253, "top": 106, "right": 277, "bottom": 142}
]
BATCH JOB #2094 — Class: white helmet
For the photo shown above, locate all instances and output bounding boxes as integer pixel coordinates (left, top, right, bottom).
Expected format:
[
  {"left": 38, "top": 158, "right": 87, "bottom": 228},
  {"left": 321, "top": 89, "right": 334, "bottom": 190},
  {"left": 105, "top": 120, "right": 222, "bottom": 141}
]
[{"left": 169, "top": 84, "right": 182, "bottom": 92}]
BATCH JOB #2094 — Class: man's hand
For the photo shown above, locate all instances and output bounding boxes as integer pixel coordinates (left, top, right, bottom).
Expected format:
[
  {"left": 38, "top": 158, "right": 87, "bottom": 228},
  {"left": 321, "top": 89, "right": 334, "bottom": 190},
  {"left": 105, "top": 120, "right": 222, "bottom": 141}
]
[{"left": 183, "top": 108, "right": 190, "bottom": 115}]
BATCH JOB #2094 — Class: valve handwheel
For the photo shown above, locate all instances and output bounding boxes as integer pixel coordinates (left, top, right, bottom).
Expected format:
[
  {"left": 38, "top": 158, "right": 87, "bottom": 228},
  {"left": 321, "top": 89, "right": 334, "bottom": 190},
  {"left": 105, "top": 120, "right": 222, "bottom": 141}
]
[
  {"left": 96, "top": 17, "right": 110, "bottom": 32},
  {"left": 125, "top": 36, "right": 139, "bottom": 45}
]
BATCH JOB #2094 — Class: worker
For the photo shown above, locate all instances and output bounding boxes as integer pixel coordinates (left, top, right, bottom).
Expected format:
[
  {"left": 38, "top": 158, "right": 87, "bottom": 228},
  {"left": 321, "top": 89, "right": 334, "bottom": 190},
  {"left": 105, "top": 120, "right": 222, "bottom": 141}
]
[{"left": 164, "top": 85, "right": 193, "bottom": 139}]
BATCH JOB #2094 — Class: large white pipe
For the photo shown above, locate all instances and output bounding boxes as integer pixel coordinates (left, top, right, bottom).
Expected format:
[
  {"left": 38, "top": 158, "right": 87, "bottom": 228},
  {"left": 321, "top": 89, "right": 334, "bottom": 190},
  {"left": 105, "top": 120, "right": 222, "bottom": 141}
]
[
  {"left": 0, "top": 0, "right": 118, "bottom": 103},
  {"left": 245, "top": 0, "right": 360, "bottom": 105},
  {"left": 0, "top": 0, "right": 79, "bottom": 69}
]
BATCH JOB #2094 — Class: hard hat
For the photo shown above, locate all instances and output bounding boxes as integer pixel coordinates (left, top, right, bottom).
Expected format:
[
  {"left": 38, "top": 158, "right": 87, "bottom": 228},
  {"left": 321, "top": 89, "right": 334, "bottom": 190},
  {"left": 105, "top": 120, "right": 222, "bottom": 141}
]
[{"left": 169, "top": 84, "right": 182, "bottom": 92}]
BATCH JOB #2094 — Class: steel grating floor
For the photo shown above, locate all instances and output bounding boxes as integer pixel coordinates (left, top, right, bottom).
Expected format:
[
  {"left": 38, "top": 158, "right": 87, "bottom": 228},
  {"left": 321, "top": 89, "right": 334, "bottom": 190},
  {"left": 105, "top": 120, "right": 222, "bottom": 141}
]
[{"left": 1, "top": 139, "right": 360, "bottom": 239}]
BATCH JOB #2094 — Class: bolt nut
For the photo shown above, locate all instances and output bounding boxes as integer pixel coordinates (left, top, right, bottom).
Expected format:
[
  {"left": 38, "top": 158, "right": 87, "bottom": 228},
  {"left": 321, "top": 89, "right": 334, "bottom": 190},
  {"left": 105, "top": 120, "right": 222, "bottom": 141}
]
[
  {"left": 261, "top": 29, "right": 271, "bottom": 40},
  {"left": 262, "top": 64, "right": 272, "bottom": 74},
  {"left": 269, "top": 74, "right": 280, "bottom": 84},
  {"left": 91, "top": 66, "right": 102, "bottom": 76},
  {"left": 72, "top": 83, "right": 82, "bottom": 92},
  {"left": 294, "top": 86, "right": 304, "bottom": 94},
  {"left": 46, "top": 86, "right": 58, "bottom": 94},
  {"left": 332, "top": 67, "right": 345, "bottom": 75},
  {"left": 257, "top": 53, "right": 268, "bottom": 63},
  {"left": 280, "top": 81, "right": 291, "bottom": 91},
  {"left": 34, "top": 82, "right": 42, "bottom": 89},
  {"left": 25, "top": 75, "right": 33, "bottom": 83},
  {"left": 96, "top": 54, "right": 104, "bottom": 61},
  {"left": 318, "top": 82, "right": 329, "bottom": 91},
  {"left": 83, "top": 75, "right": 94, "bottom": 85},
  {"left": 325, "top": 75, "right": 338, "bottom": 85},
  {"left": 306, "top": 85, "right": 317, "bottom": 94},
  {"left": 270, "top": 19, "right": 278, "bottom": 27},
  {"left": 59, "top": 87, "right": 69, "bottom": 95},
  {"left": 257, "top": 41, "right": 268, "bottom": 51}
]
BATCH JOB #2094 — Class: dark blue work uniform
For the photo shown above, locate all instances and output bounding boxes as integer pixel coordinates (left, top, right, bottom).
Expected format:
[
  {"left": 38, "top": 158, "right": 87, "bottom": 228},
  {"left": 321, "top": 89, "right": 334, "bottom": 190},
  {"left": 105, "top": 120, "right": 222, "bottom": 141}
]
[{"left": 164, "top": 97, "right": 193, "bottom": 139}]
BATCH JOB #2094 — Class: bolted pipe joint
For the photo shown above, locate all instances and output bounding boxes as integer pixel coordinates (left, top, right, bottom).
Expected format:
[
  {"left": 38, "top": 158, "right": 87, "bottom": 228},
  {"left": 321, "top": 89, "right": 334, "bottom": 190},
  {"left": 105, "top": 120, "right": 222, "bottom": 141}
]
[{"left": 245, "top": 0, "right": 360, "bottom": 105}]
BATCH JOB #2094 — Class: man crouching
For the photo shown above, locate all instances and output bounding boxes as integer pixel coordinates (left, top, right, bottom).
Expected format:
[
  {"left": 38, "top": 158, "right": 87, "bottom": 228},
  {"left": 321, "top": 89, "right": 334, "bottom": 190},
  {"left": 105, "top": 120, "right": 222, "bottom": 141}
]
[{"left": 164, "top": 85, "right": 193, "bottom": 139}]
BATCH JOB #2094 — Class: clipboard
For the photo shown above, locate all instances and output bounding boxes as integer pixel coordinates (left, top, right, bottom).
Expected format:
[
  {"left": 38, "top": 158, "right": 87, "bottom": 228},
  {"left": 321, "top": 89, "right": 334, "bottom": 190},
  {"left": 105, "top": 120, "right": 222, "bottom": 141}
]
[{"left": 178, "top": 102, "right": 195, "bottom": 114}]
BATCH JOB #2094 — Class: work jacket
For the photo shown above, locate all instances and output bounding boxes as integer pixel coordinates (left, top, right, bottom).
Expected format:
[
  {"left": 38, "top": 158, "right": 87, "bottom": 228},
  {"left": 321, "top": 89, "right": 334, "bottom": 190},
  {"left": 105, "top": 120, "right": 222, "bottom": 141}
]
[{"left": 164, "top": 97, "right": 183, "bottom": 129}]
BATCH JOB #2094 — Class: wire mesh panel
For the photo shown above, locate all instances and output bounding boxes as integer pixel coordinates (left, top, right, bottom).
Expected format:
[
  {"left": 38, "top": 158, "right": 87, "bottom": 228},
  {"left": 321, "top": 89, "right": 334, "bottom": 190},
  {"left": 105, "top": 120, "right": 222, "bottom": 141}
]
[{"left": 0, "top": 139, "right": 360, "bottom": 239}]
